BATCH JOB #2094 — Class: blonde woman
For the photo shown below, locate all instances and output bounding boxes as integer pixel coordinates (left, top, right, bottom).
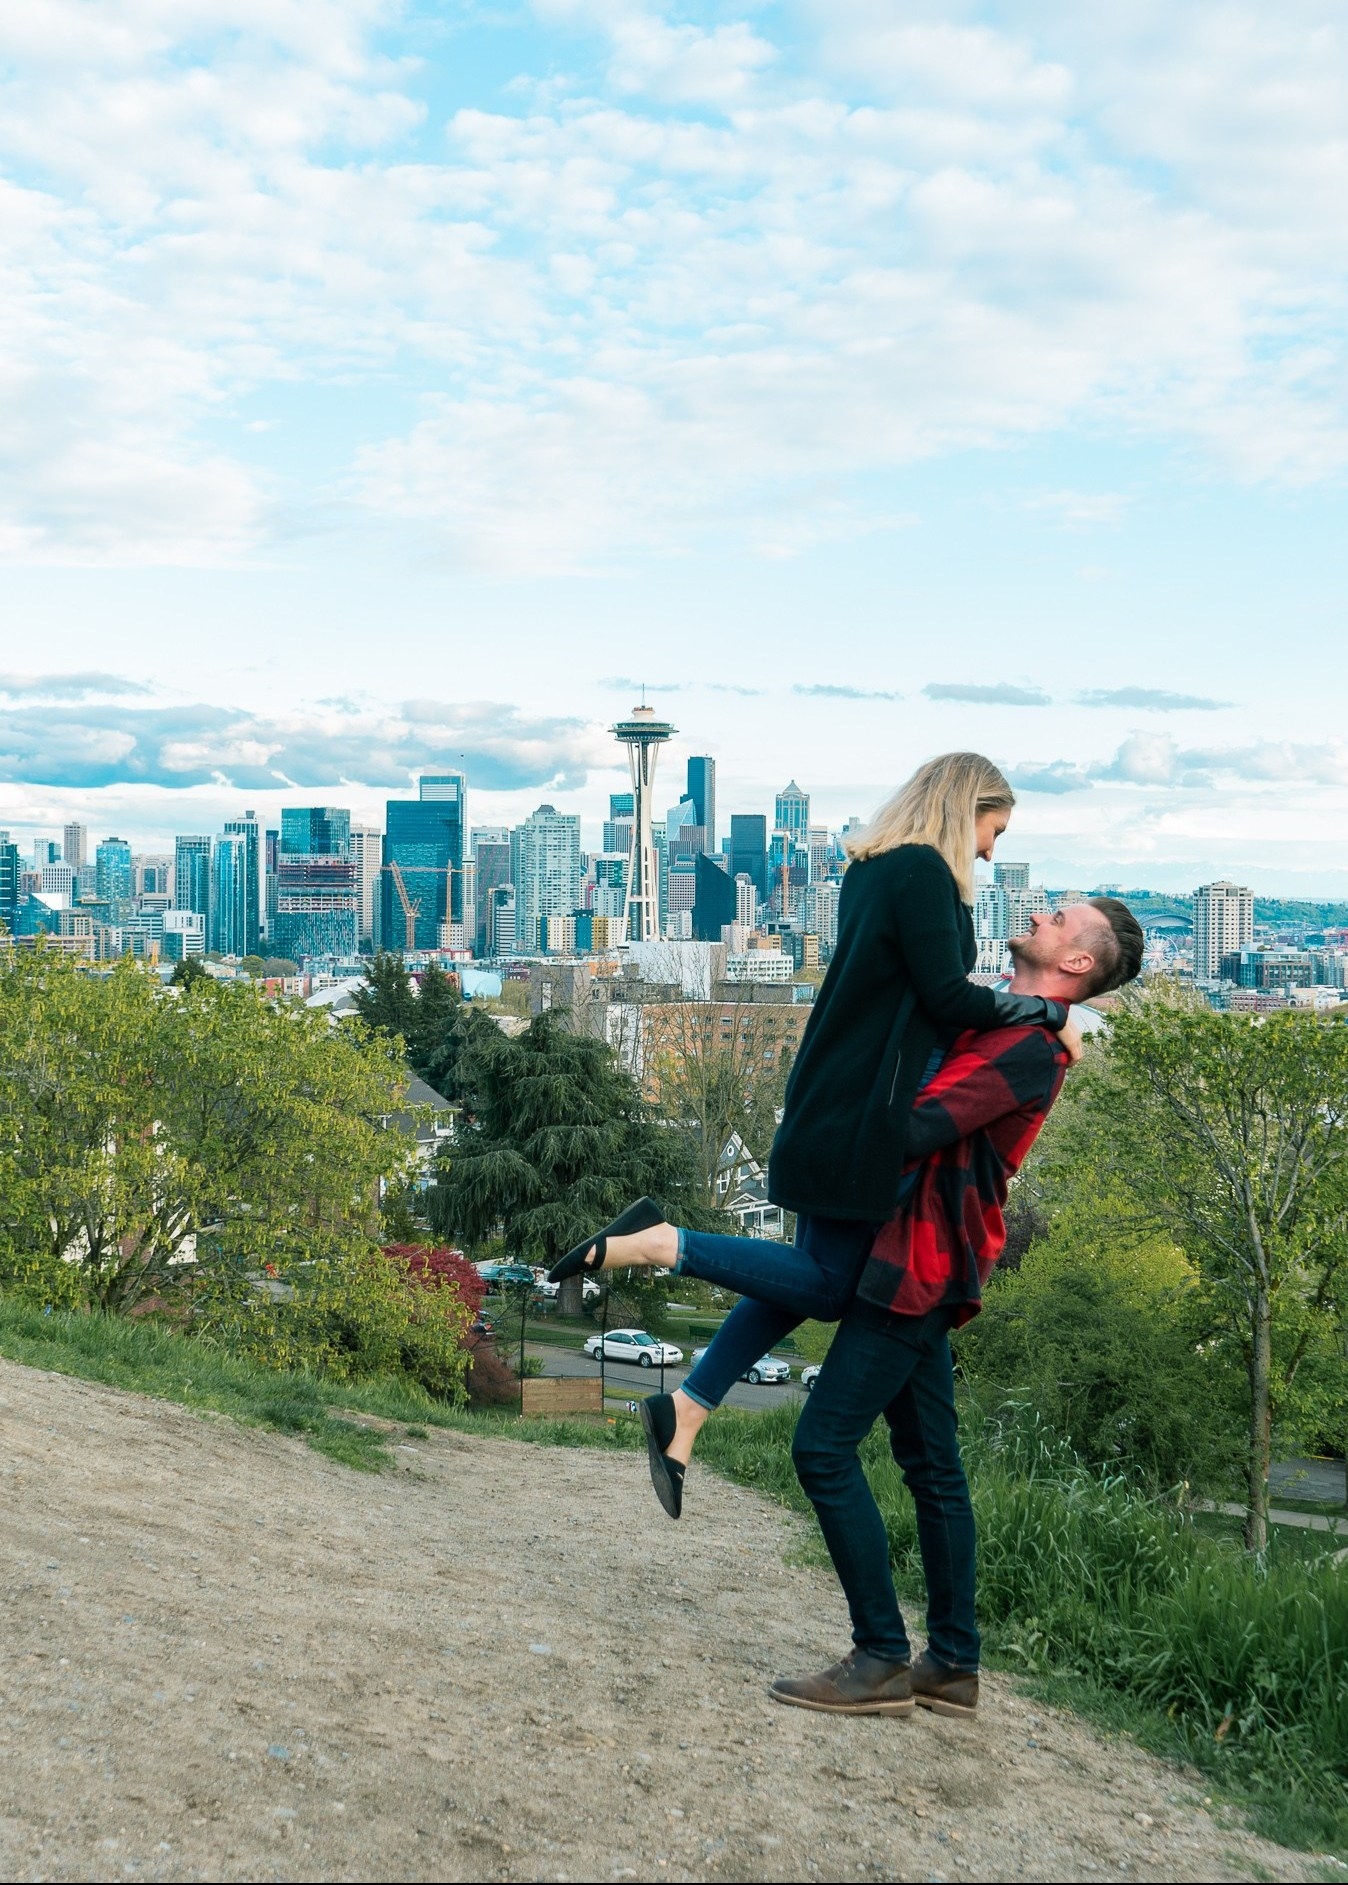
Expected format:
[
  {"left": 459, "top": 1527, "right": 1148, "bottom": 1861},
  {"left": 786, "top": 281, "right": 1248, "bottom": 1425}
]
[{"left": 549, "top": 753, "right": 1080, "bottom": 1517}]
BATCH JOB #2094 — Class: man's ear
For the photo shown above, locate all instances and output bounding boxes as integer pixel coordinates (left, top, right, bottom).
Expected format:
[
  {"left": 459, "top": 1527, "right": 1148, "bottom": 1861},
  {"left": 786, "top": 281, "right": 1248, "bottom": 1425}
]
[{"left": 1060, "top": 949, "right": 1096, "bottom": 983}]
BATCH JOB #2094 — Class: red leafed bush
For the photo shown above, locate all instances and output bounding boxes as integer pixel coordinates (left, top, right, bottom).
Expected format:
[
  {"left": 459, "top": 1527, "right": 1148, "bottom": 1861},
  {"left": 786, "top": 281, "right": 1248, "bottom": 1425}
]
[{"left": 383, "top": 1243, "right": 486, "bottom": 1312}]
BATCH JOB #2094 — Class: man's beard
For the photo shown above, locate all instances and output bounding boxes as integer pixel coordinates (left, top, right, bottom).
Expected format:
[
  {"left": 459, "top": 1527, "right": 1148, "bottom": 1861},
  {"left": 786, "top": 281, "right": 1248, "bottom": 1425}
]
[{"left": 1006, "top": 933, "right": 1030, "bottom": 961}]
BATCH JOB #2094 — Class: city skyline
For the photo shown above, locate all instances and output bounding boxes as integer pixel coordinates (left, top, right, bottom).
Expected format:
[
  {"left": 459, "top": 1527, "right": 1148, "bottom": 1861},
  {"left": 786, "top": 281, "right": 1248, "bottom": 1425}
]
[
  {"left": 0, "top": 6, "right": 1346, "bottom": 892},
  {"left": 4, "top": 732, "right": 1347, "bottom": 906}
]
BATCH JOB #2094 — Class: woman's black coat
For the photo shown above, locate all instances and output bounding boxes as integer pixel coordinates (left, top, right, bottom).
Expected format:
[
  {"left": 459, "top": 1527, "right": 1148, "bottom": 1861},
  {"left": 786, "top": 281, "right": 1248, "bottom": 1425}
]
[{"left": 766, "top": 844, "right": 1066, "bottom": 1222}]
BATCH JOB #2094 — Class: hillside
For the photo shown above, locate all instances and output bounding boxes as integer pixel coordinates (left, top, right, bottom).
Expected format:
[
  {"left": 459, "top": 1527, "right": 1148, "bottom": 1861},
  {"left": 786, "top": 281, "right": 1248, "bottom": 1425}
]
[{"left": 0, "top": 1360, "right": 1323, "bottom": 1884}]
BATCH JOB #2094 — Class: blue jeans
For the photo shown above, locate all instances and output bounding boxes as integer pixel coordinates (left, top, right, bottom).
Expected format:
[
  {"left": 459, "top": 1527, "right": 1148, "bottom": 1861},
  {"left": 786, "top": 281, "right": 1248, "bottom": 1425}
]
[
  {"left": 676, "top": 1214, "right": 880, "bottom": 1411},
  {"left": 792, "top": 1299, "right": 978, "bottom": 1670}
]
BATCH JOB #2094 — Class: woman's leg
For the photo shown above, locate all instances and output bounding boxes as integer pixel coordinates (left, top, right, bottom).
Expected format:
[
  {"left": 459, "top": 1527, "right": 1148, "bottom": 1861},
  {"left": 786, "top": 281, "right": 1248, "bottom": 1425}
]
[
  {"left": 605, "top": 1213, "right": 878, "bottom": 1321},
  {"left": 659, "top": 1216, "right": 877, "bottom": 1467}
]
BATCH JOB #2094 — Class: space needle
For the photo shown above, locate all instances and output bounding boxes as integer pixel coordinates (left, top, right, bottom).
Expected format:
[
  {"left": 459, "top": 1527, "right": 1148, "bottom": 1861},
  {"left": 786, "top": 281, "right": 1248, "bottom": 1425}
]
[{"left": 610, "top": 701, "right": 676, "bottom": 943}]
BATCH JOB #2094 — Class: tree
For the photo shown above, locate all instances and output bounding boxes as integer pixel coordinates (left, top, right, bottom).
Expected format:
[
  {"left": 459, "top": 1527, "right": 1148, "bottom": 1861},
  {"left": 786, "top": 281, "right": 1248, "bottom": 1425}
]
[
  {"left": 427, "top": 1012, "right": 708, "bottom": 1315},
  {"left": 170, "top": 955, "right": 208, "bottom": 989},
  {"left": 351, "top": 951, "right": 419, "bottom": 1044},
  {"left": 0, "top": 947, "right": 416, "bottom": 1316},
  {"left": 646, "top": 991, "right": 797, "bottom": 1205},
  {"left": 1078, "top": 996, "right": 1348, "bottom": 1549}
]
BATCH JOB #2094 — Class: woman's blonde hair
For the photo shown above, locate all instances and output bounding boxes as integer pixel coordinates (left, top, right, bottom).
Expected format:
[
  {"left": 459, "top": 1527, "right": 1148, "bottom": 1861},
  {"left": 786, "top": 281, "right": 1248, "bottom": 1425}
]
[{"left": 843, "top": 751, "right": 1015, "bottom": 903}]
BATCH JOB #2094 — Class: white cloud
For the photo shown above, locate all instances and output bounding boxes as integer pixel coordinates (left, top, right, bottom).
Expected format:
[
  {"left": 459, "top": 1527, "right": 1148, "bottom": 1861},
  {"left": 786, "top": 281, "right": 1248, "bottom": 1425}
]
[{"left": 0, "top": 0, "right": 1346, "bottom": 568}]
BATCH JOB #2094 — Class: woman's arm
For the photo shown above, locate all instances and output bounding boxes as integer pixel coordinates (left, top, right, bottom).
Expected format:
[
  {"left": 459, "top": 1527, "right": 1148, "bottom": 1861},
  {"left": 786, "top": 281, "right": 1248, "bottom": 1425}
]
[{"left": 888, "top": 848, "right": 1069, "bottom": 1034}]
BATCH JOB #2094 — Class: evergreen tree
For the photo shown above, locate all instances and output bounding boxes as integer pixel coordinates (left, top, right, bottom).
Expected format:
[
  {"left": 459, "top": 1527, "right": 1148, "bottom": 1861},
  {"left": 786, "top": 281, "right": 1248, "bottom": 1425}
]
[
  {"left": 351, "top": 951, "right": 419, "bottom": 1045},
  {"left": 428, "top": 1013, "right": 709, "bottom": 1314}
]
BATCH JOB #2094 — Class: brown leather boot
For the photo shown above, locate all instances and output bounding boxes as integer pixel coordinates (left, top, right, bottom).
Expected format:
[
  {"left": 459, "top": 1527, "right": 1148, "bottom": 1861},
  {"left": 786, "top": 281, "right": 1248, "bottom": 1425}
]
[
  {"left": 769, "top": 1650, "right": 914, "bottom": 1716},
  {"left": 911, "top": 1649, "right": 979, "bottom": 1718}
]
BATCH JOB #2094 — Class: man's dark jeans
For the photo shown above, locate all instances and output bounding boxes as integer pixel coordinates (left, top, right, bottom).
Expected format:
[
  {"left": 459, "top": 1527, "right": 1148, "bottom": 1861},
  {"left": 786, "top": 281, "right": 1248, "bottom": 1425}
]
[{"left": 791, "top": 1299, "right": 979, "bottom": 1671}]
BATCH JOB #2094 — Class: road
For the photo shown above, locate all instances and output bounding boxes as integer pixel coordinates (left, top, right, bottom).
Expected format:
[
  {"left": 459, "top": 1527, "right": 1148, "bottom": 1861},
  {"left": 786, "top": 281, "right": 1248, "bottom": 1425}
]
[{"left": 524, "top": 1340, "right": 807, "bottom": 1412}]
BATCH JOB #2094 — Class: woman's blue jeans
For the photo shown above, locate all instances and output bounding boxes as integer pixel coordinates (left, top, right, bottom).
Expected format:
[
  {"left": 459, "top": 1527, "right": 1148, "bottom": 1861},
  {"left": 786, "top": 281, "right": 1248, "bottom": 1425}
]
[{"left": 676, "top": 1214, "right": 881, "bottom": 1411}]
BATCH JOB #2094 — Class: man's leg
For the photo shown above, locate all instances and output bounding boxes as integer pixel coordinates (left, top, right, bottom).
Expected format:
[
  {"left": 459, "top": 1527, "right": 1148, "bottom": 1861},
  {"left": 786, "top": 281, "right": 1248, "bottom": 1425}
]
[
  {"left": 769, "top": 1303, "right": 949, "bottom": 1714},
  {"left": 883, "top": 1327, "right": 981, "bottom": 1699}
]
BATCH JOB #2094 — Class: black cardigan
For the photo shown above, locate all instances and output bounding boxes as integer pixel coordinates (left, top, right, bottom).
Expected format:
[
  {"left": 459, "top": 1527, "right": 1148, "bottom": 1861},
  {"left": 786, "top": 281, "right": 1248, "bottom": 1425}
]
[{"left": 767, "top": 844, "right": 1067, "bottom": 1221}]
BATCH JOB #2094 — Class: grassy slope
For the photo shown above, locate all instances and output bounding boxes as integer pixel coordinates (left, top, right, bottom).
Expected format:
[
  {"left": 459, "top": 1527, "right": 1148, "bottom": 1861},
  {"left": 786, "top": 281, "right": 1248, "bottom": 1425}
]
[{"left": 2, "top": 1300, "right": 1343, "bottom": 1863}]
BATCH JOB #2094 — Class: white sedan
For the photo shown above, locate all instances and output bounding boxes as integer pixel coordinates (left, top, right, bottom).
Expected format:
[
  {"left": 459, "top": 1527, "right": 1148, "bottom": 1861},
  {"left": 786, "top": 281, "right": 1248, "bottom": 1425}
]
[
  {"left": 689, "top": 1348, "right": 792, "bottom": 1385},
  {"left": 801, "top": 1364, "right": 821, "bottom": 1391},
  {"left": 583, "top": 1328, "right": 684, "bottom": 1368}
]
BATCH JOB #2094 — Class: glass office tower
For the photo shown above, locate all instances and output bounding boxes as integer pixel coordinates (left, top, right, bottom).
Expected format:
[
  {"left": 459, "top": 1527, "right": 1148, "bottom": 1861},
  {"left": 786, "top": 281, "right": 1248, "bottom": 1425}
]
[{"left": 379, "top": 773, "right": 466, "bottom": 952}]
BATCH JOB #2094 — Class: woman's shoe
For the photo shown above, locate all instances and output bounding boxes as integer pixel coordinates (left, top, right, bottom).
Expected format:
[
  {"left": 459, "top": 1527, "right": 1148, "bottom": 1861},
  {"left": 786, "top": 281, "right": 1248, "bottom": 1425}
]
[
  {"left": 547, "top": 1197, "right": 665, "bottom": 1283},
  {"left": 639, "top": 1392, "right": 685, "bottom": 1520}
]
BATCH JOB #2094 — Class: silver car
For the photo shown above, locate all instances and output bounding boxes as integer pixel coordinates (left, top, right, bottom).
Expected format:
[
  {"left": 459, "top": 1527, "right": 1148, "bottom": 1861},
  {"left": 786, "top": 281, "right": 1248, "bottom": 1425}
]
[{"left": 689, "top": 1347, "right": 791, "bottom": 1386}]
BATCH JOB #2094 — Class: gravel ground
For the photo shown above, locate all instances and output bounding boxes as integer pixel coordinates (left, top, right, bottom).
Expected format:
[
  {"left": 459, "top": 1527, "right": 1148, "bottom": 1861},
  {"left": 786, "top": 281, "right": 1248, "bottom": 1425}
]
[{"left": 0, "top": 1358, "right": 1327, "bottom": 1884}]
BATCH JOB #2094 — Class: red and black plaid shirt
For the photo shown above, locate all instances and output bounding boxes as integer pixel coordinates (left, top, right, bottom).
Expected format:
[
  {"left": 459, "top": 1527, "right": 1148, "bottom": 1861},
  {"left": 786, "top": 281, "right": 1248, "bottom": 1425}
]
[{"left": 857, "top": 1023, "right": 1068, "bottom": 1327}]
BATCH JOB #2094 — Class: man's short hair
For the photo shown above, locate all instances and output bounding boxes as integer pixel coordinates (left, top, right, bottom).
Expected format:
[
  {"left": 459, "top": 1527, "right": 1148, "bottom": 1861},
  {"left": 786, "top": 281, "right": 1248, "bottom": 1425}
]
[{"left": 1083, "top": 897, "right": 1144, "bottom": 996}]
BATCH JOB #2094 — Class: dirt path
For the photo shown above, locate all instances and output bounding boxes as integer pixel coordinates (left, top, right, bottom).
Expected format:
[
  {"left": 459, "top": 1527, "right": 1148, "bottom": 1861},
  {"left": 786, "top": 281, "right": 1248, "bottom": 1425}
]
[{"left": 0, "top": 1359, "right": 1325, "bottom": 1884}]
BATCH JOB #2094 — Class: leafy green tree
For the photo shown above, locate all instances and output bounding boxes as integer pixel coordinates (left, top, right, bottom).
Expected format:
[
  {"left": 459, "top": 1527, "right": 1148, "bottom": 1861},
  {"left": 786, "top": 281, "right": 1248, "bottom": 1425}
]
[
  {"left": 956, "top": 1205, "right": 1243, "bottom": 1492},
  {"left": 1076, "top": 996, "right": 1348, "bottom": 1549},
  {"left": 170, "top": 955, "right": 208, "bottom": 989},
  {"left": 647, "top": 991, "right": 796, "bottom": 1205},
  {"left": 240, "top": 954, "right": 265, "bottom": 977},
  {"left": 427, "top": 1012, "right": 709, "bottom": 1315},
  {"left": 262, "top": 957, "right": 299, "bottom": 977},
  {"left": 0, "top": 947, "right": 415, "bottom": 1316}
]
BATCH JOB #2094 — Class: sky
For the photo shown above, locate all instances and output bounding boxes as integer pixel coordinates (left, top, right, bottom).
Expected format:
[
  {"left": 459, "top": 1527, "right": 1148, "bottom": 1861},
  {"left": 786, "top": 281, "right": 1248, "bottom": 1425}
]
[{"left": 0, "top": 0, "right": 1345, "bottom": 892}]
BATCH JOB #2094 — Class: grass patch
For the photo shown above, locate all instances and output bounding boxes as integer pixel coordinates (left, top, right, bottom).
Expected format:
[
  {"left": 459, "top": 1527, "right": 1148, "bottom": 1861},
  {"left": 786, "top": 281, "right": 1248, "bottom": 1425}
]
[{"left": 0, "top": 1299, "right": 464, "bottom": 1471}]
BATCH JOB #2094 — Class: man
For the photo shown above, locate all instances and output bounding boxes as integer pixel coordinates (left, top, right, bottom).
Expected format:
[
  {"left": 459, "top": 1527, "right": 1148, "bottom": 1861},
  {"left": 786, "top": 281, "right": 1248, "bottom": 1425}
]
[{"left": 770, "top": 897, "right": 1144, "bottom": 1720}]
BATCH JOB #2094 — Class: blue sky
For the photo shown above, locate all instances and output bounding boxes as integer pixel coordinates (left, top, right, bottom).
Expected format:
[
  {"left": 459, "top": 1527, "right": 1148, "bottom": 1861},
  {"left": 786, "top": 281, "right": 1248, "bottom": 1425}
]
[{"left": 0, "top": 0, "right": 1345, "bottom": 890}]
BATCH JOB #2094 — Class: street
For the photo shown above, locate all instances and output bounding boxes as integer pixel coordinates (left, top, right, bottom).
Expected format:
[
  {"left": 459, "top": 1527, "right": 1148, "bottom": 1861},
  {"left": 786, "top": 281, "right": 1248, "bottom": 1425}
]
[{"left": 524, "top": 1340, "right": 807, "bottom": 1413}]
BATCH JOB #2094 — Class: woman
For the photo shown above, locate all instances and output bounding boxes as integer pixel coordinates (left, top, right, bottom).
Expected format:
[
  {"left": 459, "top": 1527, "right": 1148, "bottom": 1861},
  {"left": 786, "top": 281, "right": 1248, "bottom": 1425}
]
[{"left": 550, "top": 752, "right": 1079, "bottom": 1517}]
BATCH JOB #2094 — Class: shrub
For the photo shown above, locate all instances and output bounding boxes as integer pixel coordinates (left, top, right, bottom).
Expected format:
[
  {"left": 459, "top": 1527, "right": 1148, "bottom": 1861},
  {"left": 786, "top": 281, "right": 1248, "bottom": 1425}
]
[
  {"left": 956, "top": 1226, "right": 1243, "bottom": 1493},
  {"left": 202, "top": 1245, "right": 475, "bottom": 1403},
  {"left": 464, "top": 1333, "right": 519, "bottom": 1408}
]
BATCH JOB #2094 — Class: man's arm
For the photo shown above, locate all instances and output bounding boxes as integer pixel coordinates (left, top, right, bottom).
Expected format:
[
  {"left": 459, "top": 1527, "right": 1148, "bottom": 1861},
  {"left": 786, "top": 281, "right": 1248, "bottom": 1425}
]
[{"left": 903, "top": 1029, "right": 1065, "bottom": 1164}]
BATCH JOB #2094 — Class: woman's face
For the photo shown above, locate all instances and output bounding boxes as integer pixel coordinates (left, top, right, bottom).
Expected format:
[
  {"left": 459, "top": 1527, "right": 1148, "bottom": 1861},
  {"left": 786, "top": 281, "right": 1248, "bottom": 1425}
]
[{"left": 975, "top": 806, "right": 1010, "bottom": 863}]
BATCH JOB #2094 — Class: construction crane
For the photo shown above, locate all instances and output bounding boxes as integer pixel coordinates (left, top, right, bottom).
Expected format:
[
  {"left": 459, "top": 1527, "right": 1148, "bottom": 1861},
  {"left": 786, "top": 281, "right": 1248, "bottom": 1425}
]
[{"left": 388, "top": 860, "right": 421, "bottom": 952}]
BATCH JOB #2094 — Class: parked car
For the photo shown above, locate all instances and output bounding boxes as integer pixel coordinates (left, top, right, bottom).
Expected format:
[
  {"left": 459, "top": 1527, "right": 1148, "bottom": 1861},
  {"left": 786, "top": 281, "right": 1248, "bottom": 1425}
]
[
  {"left": 583, "top": 1328, "right": 684, "bottom": 1368},
  {"left": 689, "top": 1348, "right": 792, "bottom": 1386},
  {"left": 478, "top": 1262, "right": 537, "bottom": 1289},
  {"left": 801, "top": 1364, "right": 821, "bottom": 1392},
  {"left": 533, "top": 1275, "right": 601, "bottom": 1302}
]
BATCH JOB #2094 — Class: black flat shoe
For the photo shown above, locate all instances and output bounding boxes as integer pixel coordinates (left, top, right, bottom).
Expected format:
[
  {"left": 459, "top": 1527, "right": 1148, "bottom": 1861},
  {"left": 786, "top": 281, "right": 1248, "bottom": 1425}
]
[
  {"left": 639, "top": 1392, "right": 685, "bottom": 1521},
  {"left": 547, "top": 1197, "right": 665, "bottom": 1283}
]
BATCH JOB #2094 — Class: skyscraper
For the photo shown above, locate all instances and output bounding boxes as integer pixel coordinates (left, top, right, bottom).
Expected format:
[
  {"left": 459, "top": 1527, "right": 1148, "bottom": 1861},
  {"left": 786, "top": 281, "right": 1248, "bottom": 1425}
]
[
  {"left": 0, "top": 832, "right": 19, "bottom": 931},
  {"left": 693, "top": 853, "right": 736, "bottom": 942},
  {"left": 729, "top": 814, "right": 768, "bottom": 900},
  {"left": 994, "top": 861, "right": 1030, "bottom": 891},
  {"left": 511, "top": 804, "right": 581, "bottom": 953},
  {"left": 350, "top": 825, "right": 383, "bottom": 948},
  {"left": 62, "top": 822, "right": 87, "bottom": 872},
  {"left": 95, "top": 837, "right": 134, "bottom": 916},
  {"left": 1194, "top": 880, "right": 1254, "bottom": 981},
  {"left": 602, "top": 792, "right": 635, "bottom": 857},
  {"left": 174, "top": 836, "right": 213, "bottom": 926},
  {"left": 380, "top": 774, "right": 466, "bottom": 953},
  {"left": 211, "top": 833, "right": 250, "bottom": 955},
  {"left": 222, "top": 812, "right": 262, "bottom": 955},
  {"left": 272, "top": 807, "right": 359, "bottom": 961},
  {"left": 471, "top": 827, "right": 512, "bottom": 957},
  {"left": 775, "top": 780, "right": 810, "bottom": 844},
  {"left": 686, "top": 756, "right": 716, "bottom": 854}
]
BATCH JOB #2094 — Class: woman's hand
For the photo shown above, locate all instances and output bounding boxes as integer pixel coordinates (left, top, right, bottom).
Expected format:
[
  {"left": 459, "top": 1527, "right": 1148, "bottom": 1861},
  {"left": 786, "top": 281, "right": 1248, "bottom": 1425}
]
[{"left": 1057, "top": 1017, "right": 1084, "bottom": 1066}]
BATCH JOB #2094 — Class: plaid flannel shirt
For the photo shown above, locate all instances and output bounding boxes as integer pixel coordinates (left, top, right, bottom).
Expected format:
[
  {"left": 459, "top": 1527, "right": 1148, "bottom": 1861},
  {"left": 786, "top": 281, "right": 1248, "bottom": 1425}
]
[{"left": 857, "top": 1022, "right": 1069, "bottom": 1327}]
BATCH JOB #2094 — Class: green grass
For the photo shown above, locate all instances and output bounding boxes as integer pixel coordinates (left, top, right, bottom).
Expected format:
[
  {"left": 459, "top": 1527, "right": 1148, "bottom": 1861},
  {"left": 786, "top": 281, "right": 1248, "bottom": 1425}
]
[{"left": 0, "top": 1299, "right": 462, "bottom": 1470}]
